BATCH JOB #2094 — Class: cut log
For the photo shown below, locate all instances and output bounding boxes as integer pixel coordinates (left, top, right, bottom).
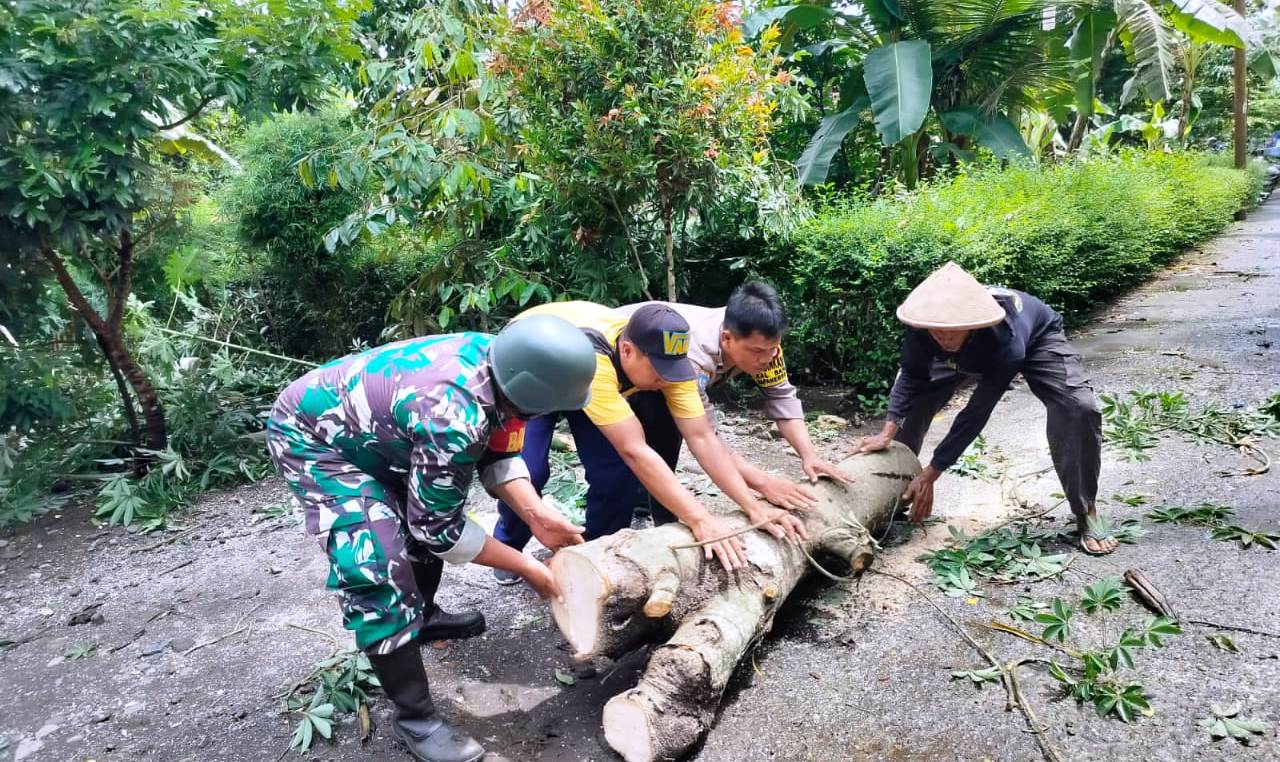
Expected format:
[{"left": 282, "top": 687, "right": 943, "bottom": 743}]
[{"left": 548, "top": 443, "right": 921, "bottom": 762}]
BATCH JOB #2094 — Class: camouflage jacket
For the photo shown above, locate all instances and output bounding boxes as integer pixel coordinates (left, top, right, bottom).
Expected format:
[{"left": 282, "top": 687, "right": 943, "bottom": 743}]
[{"left": 268, "top": 333, "right": 528, "bottom": 563}]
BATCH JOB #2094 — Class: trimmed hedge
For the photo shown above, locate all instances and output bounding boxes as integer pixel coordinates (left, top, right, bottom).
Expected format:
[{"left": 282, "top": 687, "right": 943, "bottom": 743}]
[{"left": 768, "top": 151, "right": 1256, "bottom": 394}]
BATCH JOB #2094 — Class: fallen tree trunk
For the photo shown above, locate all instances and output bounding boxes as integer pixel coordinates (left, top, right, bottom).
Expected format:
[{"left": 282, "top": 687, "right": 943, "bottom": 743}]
[{"left": 548, "top": 443, "right": 921, "bottom": 762}]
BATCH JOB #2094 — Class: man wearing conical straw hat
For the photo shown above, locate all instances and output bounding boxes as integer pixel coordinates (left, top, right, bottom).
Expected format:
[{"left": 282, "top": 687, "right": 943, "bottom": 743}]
[{"left": 857, "top": 262, "right": 1118, "bottom": 555}]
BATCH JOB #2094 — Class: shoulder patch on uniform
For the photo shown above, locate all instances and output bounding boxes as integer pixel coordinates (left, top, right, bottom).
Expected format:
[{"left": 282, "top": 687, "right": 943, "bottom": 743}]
[
  {"left": 751, "top": 348, "right": 789, "bottom": 389},
  {"left": 486, "top": 419, "right": 526, "bottom": 454}
]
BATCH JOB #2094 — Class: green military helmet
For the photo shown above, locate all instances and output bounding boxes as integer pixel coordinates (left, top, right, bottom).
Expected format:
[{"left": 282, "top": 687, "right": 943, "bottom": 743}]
[{"left": 490, "top": 315, "right": 595, "bottom": 415}]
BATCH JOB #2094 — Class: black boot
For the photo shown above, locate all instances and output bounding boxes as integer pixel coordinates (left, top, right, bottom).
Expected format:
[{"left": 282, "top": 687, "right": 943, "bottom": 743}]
[
  {"left": 411, "top": 559, "right": 486, "bottom": 641},
  {"left": 419, "top": 606, "right": 486, "bottom": 641},
  {"left": 368, "top": 646, "right": 485, "bottom": 762}
]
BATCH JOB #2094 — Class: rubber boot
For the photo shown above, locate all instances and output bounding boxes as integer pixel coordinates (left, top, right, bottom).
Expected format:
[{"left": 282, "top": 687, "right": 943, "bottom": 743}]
[
  {"left": 411, "top": 559, "right": 485, "bottom": 641},
  {"left": 418, "top": 606, "right": 486, "bottom": 641},
  {"left": 368, "top": 645, "right": 485, "bottom": 762}
]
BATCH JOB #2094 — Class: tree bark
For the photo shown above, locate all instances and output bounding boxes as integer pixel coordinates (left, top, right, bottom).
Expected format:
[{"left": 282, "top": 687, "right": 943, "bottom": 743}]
[
  {"left": 1068, "top": 30, "right": 1118, "bottom": 154},
  {"left": 1232, "top": 0, "right": 1247, "bottom": 170},
  {"left": 1067, "top": 111, "right": 1088, "bottom": 153},
  {"left": 548, "top": 444, "right": 921, "bottom": 762},
  {"left": 662, "top": 211, "right": 676, "bottom": 301},
  {"left": 41, "top": 240, "right": 167, "bottom": 452},
  {"left": 95, "top": 332, "right": 142, "bottom": 450}
]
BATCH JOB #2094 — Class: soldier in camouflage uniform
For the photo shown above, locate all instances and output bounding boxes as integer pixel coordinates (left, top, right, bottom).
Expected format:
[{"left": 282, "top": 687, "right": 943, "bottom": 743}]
[{"left": 266, "top": 316, "right": 596, "bottom": 762}]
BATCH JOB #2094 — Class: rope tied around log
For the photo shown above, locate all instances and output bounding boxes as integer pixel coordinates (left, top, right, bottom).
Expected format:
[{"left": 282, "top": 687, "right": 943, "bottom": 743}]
[{"left": 665, "top": 489, "right": 901, "bottom": 588}]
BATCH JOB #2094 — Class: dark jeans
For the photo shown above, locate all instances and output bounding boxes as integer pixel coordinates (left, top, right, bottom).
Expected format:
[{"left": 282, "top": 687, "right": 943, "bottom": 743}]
[
  {"left": 627, "top": 391, "right": 684, "bottom": 526},
  {"left": 895, "top": 331, "right": 1103, "bottom": 516}
]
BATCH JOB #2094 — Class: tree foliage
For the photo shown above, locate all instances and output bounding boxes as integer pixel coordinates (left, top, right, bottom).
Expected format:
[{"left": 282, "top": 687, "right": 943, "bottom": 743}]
[
  {"left": 490, "top": 0, "right": 808, "bottom": 299},
  {"left": 317, "top": 0, "right": 807, "bottom": 308},
  {"left": 0, "top": 0, "right": 366, "bottom": 452}
]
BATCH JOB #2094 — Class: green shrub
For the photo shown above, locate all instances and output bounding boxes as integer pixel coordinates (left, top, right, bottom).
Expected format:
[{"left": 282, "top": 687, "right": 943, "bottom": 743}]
[
  {"left": 1201, "top": 155, "right": 1272, "bottom": 209},
  {"left": 221, "top": 109, "right": 367, "bottom": 268},
  {"left": 769, "top": 151, "right": 1254, "bottom": 393},
  {"left": 216, "top": 109, "right": 437, "bottom": 357}
]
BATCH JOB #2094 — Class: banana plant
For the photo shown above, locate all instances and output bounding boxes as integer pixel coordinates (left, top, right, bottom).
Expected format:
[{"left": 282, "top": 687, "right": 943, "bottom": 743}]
[
  {"left": 1080, "top": 99, "right": 1180, "bottom": 153},
  {"left": 1063, "top": 0, "right": 1275, "bottom": 151},
  {"left": 745, "top": 0, "right": 1059, "bottom": 188}
]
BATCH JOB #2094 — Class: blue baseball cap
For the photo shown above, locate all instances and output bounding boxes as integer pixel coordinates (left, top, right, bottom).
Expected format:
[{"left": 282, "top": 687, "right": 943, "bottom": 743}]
[{"left": 621, "top": 304, "right": 696, "bottom": 382}]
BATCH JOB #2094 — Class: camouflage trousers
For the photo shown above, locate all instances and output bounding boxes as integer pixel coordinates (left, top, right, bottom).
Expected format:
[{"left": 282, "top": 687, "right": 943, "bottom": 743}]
[{"left": 267, "top": 423, "right": 441, "bottom": 655}]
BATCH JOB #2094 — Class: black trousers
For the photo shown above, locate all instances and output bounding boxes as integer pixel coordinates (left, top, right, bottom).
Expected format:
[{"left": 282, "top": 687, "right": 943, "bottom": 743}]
[
  {"left": 628, "top": 391, "right": 688, "bottom": 526},
  {"left": 894, "top": 330, "right": 1103, "bottom": 516}
]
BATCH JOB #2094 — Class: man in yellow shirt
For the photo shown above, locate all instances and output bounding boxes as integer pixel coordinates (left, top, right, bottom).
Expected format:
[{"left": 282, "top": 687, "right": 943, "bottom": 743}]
[{"left": 493, "top": 301, "right": 805, "bottom": 575}]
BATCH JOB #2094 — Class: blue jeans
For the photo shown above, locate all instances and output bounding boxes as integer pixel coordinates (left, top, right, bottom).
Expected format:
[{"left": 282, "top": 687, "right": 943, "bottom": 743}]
[{"left": 494, "top": 411, "right": 647, "bottom": 550}]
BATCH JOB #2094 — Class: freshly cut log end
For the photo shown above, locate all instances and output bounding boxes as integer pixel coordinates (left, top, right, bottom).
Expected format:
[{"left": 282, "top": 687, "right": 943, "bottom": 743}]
[
  {"left": 603, "top": 672, "right": 708, "bottom": 762},
  {"left": 643, "top": 569, "right": 680, "bottom": 618},
  {"left": 549, "top": 523, "right": 696, "bottom": 659},
  {"left": 548, "top": 550, "right": 610, "bottom": 657},
  {"left": 602, "top": 694, "right": 654, "bottom": 762}
]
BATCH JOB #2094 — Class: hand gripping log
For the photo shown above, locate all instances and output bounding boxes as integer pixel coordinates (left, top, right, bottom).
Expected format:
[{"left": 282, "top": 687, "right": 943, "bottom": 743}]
[{"left": 548, "top": 443, "right": 921, "bottom": 762}]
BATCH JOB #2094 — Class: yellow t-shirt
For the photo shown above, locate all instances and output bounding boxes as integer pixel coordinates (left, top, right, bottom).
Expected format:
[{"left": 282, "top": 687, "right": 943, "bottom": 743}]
[{"left": 515, "top": 301, "right": 704, "bottom": 426}]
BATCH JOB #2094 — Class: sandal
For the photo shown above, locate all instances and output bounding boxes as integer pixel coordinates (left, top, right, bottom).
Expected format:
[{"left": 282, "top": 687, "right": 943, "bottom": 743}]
[{"left": 1079, "top": 515, "right": 1117, "bottom": 556}]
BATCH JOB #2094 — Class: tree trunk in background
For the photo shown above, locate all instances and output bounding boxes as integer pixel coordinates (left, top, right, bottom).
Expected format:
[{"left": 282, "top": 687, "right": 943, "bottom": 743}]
[
  {"left": 95, "top": 333, "right": 142, "bottom": 450},
  {"left": 1068, "top": 111, "right": 1088, "bottom": 152},
  {"left": 41, "top": 236, "right": 168, "bottom": 454},
  {"left": 1233, "top": 0, "right": 1247, "bottom": 169},
  {"left": 662, "top": 211, "right": 676, "bottom": 301},
  {"left": 1068, "top": 29, "right": 1118, "bottom": 154}
]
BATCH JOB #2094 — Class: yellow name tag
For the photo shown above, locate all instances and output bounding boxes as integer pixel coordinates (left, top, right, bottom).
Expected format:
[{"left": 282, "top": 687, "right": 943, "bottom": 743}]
[{"left": 752, "top": 350, "right": 789, "bottom": 388}]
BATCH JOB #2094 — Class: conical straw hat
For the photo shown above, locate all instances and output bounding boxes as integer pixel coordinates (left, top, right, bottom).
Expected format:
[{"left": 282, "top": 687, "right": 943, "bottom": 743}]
[{"left": 896, "top": 262, "right": 1005, "bottom": 330}]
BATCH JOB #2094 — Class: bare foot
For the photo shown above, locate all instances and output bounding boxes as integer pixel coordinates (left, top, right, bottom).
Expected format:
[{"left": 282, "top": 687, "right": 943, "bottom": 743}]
[{"left": 1077, "top": 509, "right": 1118, "bottom": 555}]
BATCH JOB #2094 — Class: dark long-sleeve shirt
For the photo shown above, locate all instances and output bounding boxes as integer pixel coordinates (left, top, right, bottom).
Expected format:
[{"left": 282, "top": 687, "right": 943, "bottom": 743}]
[{"left": 886, "top": 288, "right": 1062, "bottom": 470}]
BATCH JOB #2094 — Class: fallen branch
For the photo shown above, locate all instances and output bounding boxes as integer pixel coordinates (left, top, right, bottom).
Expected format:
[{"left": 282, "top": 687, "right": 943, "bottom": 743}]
[
  {"left": 132, "top": 527, "right": 196, "bottom": 554},
  {"left": 870, "top": 569, "right": 1065, "bottom": 762},
  {"left": 1123, "top": 568, "right": 1177, "bottom": 618},
  {"left": 1217, "top": 442, "right": 1270, "bottom": 477},
  {"left": 274, "top": 646, "right": 346, "bottom": 701},
  {"left": 109, "top": 607, "right": 176, "bottom": 654},
  {"left": 152, "top": 326, "right": 317, "bottom": 367},
  {"left": 285, "top": 622, "right": 343, "bottom": 646},
  {"left": 982, "top": 621, "right": 1081, "bottom": 659},
  {"left": 1123, "top": 569, "right": 1279, "bottom": 637},
  {"left": 1184, "top": 620, "right": 1280, "bottom": 639},
  {"left": 993, "top": 499, "right": 1067, "bottom": 532},
  {"left": 1007, "top": 657, "right": 1058, "bottom": 744},
  {"left": 183, "top": 626, "right": 249, "bottom": 656},
  {"left": 183, "top": 603, "right": 264, "bottom": 656},
  {"left": 160, "top": 558, "right": 195, "bottom": 575},
  {"left": 4, "top": 626, "right": 54, "bottom": 649}
]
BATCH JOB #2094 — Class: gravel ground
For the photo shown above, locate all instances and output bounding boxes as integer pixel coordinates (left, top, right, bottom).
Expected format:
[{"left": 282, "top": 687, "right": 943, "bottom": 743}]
[{"left": 2, "top": 197, "right": 1277, "bottom": 762}]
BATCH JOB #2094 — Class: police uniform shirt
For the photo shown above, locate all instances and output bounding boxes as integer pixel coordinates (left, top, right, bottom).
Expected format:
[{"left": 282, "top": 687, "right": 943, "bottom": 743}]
[{"left": 617, "top": 301, "right": 803, "bottom": 421}]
